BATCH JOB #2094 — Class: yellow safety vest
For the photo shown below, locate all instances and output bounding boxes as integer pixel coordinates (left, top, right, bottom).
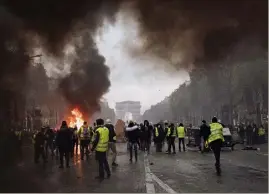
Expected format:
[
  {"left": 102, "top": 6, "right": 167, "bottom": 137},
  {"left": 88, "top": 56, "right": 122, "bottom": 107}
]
[
  {"left": 96, "top": 127, "right": 109, "bottom": 152},
  {"left": 91, "top": 128, "right": 96, "bottom": 143},
  {"left": 177, "top": 127, "right": 185, "bottom": 138},
  {"left": 205, "top": 140, "right": 209, "bottom": 148},
  {"left": 155, "top": 127, "right": 159, "bottom": 137},
  {"left": 79, "top": 125, "right": 91, "bottom": 140},
  {"left": 208, "top": 123, "right": 224, "bottom": 143},
  {"left": 258, "top": 128, "right": 265, "bottom": 136},
  {"left": 32, "top": 133, "right": 36, "bottom": 144},
  {"left": 15, "top": 131, "right": 22, "bottom": 140},
  {"left": 166, "top": 127, "right": 171, "bottom": 137},
  {"left": 171, "top": 127, "right": 177, "bottom": 137}
]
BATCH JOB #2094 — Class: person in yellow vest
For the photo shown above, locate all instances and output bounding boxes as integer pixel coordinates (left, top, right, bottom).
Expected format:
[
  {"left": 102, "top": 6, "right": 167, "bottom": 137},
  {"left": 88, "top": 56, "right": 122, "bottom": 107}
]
[
  {"left": 154, "top": 124, "right": 163, "bottom": 152},
  {"left": 15, "top": 128, "right": 23, "bottom": 156},
  {"left": 177, "top": 123, "right": 186, "bottom": 152},
  {"left": 15, "top": 129, "right": 22, "bottom": 142},
  {"left": 78, "top": 121, "right": 91, "bottom": 160},
  {"left": 167, "top": 123, "right": 176, "bottom": 154},
  {"left": 91, "top": 118, "right": 111, "bottom": 181},
  {"left": 258, "top": 125, "right": 266, "bottom": 144},
  {"left": 164, "top": 121, "right": 171, "bottom": 153},
  {"left": 207, "top": 116, "right": 224, "bottom": 176}
]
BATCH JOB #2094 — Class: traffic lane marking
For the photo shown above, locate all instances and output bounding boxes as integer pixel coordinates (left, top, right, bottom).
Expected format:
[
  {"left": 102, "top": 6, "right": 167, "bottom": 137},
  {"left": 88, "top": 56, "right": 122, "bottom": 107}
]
[
  {"left": 144, "top": 153, "right": 156, "bottom": 193},
  {"left": 144, "top": 153, "right": 179, "bottom": 193}
]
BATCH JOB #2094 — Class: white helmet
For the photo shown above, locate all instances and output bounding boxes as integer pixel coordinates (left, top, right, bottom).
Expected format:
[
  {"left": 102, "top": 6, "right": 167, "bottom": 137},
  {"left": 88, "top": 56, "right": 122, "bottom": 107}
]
[{"left": 106, "top": 119, "right": 112, "bottom": 124}]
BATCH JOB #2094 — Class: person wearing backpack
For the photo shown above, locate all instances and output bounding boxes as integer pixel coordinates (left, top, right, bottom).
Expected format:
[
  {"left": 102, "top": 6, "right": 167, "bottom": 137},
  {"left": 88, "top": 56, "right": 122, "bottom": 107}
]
[{"left": 78, "top": 121, "right": 91, "bottom": 160}]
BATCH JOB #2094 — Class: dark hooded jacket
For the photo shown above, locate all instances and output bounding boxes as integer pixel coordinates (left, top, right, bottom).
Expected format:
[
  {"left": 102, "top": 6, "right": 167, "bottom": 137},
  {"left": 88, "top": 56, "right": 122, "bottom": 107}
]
[
  {"left": 105, "top": 123, "right": 116, "bottom": 143},
  {"left": 56, "top": 126, "right": 72, "bottom": 151},
  {"left": 141, "top": 120, "right": 153, "bottom": 141},
  {"left": 126, "top": 122, "right": 140, "bottom": 143},
  {"left": 199, "top": 123, "right": 211, "bottom": 140},
  {"left": 34, "top": 131, "right": 46, "bottom": 147}
]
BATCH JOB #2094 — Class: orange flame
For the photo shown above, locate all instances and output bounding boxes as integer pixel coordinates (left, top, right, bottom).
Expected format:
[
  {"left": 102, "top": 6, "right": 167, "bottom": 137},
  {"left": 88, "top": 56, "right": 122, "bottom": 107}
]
[{"left": 68, "top": 108, "right": 84, "bottom": 129}]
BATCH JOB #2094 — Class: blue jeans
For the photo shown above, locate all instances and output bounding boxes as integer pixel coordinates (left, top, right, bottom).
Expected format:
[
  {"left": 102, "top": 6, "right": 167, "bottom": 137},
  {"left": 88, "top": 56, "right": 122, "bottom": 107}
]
[{"left": 128, "top": 142, "right": 137, "bottom": 161}]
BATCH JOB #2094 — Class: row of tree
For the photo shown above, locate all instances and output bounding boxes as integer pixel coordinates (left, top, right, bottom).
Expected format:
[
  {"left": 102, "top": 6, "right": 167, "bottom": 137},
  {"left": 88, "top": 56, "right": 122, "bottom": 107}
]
[{"left": 144, "top": 40, "right": 268, "bottom": 127}]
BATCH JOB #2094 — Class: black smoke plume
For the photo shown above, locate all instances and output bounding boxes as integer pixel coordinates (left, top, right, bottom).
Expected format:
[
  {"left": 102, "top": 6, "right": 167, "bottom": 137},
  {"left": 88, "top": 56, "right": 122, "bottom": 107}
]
[
  {"left": 134, "top": 0, "right": 268, "bottom": 67},
  {"left": 0, "top": 8, "right": 29, "bottom": 93},
  {"left": 0, "top": 0, "right": 267, "bottom": 117},
  {"left": 3, "top": 0, "right": 267, "bottom": 64},
  {"left": 3, "top": 0, "right": 122, "bottom": 55},
  {"left": 1, "top": 0, "right": 121, "bottom": 117},
  {"left": 59, "top": 31, "right": 110, "bottom": 116}
]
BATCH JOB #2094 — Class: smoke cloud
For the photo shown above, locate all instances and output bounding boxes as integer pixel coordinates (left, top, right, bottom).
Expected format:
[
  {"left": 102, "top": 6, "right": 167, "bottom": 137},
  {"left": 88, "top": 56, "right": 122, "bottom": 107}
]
[
  {"left": 1, "top": 0, "right": 121, "bottom": 117},
  {"left": 59, "top": 31, "right": 110, "bottom": 117},
  {"left": 133, "top": 0, "right": 267, "bottom": 67},
  {"left": 0, "top": 7, "right": 29, "bottom": 93},
  {"left": 3, "top": 0, "right": 122, "bottom": 55},
  {"left": 4, "top": 0, "right": 267, "bottom": 62},
  {"left": 0, "top": 0, "right": 267, "bottom": 117}
]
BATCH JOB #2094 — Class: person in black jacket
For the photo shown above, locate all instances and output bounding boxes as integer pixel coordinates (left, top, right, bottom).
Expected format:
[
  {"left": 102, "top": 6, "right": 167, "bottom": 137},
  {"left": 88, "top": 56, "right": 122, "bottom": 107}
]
[
  {"left": 71, "top": 126, "right": 79, "bottom": 157},
  {"left": 199, "top": 120, "right": 211, "bottom": 153},
  {"left": 138, "top": 123, "right": 144, "bottom": 150},
  {"left": 167, "top": 123, "right": 176, "bottom": 154},
  {"left": 154, "top": 123, "right": 165, "bottom": 152},
  {"left": 105, "top": 119, "right": 118, "bottom": 167},
  {"left": 56, "top": 121, "right": 72, "bottom": 168},
  {"left": 33, "top": 127, "right": 47, "bottom": 164},
  {"left": 126, "top": 121, "right": 140, "bottom": 162},
  {"left": 45, "top": 127, "right": 55, "bottom": 158},
  {"left": 141, "top": 120, "right": 152, "bottom": 153}
]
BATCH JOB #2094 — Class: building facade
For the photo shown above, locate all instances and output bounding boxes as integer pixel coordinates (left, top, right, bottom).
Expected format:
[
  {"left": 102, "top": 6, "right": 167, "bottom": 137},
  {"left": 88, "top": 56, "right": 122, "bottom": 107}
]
[
  {"left": 92, "top": 100, "right": 116, "bottom": 124},
  {"left": 115, "top": 101, "right": 141, "bottom": 122}
]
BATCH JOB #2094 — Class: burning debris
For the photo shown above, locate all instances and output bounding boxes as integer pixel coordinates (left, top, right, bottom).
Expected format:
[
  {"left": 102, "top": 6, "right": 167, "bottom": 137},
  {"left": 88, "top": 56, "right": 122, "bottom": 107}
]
[{"left": 67, "top": 108, "right": 85, "bottom": 129}]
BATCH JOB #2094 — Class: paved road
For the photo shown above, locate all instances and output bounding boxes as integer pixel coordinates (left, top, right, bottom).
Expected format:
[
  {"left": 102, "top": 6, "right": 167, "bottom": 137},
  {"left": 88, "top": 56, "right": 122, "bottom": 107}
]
[{"left": 1, "top": 143, "right": 268, "bottom": 193}]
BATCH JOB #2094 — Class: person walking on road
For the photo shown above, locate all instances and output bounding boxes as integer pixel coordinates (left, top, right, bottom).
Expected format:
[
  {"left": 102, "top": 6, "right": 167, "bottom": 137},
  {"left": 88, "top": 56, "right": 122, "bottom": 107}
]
[
  {"left": 126, "top": 121, "right": 140, "bottom": 162},
  {"left": 258, "top": 125, "right": 266, "bottom": 144},
  {"left": 91, "top": 118, "right": 111, "bottom": 181},
  {"left": 168, "top": 123, "right": 176, "bottom": 154},
  {"left": 177, "top": 123, "right": 186, "bottom": 152},
  {"left": 154, "top": 123, "right": 165, "bottom": 152},
  {"left": 144, "top": 120, "right": 153, "bottom": 153},
  {"left": 206, "top": 116, "right": 224, "bottom": 176},
  {"left": 45, "top": 127, "right": 55, "bottom": 158},
  {"left": 71, "top": 126, "right": 79, "bottom": 157},
  {"left": 246, "top": 123, "right": 253, "bottom": 146},
  {"left": 165, "top": 121, "right": 171, "bottom": 153},
  {"left": 33, "top": 127, "right": 47, "bottom": 164},
  {"left": 105, "top": 119, "right": 118, "bottom": 167},
  {"left": 199, "top": 120, "right": 210, "bottom": 153},
  {"left": 78, "top": 121, "right": 91, "bottom": 160},
  {"left": 14, "top": 128, "right": 23, "bottom": 158},
  {"left": 56, "top": 121, "right": 72, "bottom": 168},
  {"left": 138, "top": 123, "right": 144, "bottom": 150}
]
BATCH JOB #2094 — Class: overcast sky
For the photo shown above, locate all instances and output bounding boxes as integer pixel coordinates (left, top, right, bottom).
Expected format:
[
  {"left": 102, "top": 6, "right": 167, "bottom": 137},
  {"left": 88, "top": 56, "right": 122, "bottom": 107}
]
[{"left": 95, "top": 11, "right": 189, "bottom": 113}]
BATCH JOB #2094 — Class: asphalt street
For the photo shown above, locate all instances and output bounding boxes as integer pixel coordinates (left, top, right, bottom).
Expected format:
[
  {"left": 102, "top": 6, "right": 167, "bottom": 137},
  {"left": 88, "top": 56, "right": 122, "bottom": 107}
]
[{"left": 1, "top": 142, "right": 268, "bottom": 193}]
